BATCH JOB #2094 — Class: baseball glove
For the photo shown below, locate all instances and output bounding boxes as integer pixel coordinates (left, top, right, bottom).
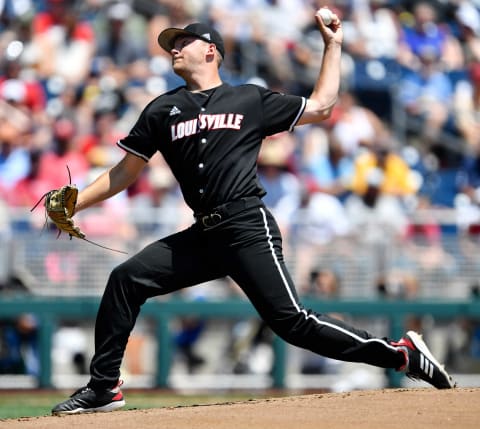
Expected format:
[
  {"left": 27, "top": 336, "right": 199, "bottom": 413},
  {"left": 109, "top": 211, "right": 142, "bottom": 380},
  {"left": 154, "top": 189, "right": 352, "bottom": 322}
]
[{"left": 45, "top": 185, "right": 85, "bottom": 239}]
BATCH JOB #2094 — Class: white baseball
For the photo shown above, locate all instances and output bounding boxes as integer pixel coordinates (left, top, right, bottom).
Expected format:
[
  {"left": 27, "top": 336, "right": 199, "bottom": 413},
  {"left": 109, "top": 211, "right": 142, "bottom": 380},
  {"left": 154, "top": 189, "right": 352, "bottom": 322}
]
[{"left": 317, "top": 8, "right": 333, "bottom": 26}]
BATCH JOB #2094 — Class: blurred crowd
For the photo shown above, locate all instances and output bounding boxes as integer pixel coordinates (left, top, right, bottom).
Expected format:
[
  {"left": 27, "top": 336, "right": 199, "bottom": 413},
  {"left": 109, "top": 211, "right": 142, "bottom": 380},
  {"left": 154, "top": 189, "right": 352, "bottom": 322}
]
[
  {"left": 3, "top": 0, "right": 480, "bottom": 294},
  {"left": 4, "top": 0, "right": 480, "bottom": 384}
]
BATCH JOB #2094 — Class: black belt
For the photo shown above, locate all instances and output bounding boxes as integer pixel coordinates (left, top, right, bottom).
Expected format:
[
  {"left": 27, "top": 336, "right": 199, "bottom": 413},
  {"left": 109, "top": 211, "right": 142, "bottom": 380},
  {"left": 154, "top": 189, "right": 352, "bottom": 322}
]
[{"left": 195, "top": 196, "right": 262, "bottom": 228}]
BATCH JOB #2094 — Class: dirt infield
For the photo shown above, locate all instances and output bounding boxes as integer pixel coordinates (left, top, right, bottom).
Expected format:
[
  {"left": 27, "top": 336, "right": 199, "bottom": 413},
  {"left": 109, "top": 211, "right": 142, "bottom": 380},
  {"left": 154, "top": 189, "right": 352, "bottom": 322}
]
[{"left": 2, "top": 388, "right": 479, "bottom": 429}]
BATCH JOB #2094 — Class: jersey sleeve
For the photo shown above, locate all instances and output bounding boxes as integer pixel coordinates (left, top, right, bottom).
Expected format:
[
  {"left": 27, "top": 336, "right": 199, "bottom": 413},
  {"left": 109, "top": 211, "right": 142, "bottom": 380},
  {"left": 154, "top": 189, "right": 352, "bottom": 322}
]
[
  {"left": 117, "top": 106, "right": 158, "bottom": 162},
  {"left": 257, "top": 86, "right": 306, "bottom": 136}
]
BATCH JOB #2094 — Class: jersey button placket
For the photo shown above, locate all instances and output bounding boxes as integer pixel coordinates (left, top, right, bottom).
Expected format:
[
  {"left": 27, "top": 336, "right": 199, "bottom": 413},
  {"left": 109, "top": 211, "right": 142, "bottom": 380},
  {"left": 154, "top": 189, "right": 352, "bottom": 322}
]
[
  {"left": 199, "top": 107, "right": 207, "bottom": 145},
  {"left": 197, "top": 107, "right": 208, "bottom": 199}
]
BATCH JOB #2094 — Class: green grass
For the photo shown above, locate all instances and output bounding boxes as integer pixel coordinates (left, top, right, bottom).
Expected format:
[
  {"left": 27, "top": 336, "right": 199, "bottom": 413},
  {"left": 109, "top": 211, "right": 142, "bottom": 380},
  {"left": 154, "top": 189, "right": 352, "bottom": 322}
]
[{"left": 0, "top": 391, "right": 269, "bottom": 420}]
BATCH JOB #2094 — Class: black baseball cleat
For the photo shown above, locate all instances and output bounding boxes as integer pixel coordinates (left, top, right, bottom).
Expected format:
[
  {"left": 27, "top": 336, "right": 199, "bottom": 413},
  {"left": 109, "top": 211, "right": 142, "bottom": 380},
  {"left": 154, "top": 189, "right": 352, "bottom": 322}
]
[
  {"left": 394, "top": 331, "right": 456, "bottom": 389},
  {"left": 52, "top": 380, "right": 125, "bottom": 415}
]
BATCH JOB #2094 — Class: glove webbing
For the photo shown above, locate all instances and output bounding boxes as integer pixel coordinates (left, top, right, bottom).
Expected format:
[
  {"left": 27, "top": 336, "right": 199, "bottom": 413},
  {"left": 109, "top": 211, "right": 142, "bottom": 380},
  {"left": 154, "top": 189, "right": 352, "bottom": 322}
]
[{"left": 30, "top": 166, "right": 128, "bottom": 255}]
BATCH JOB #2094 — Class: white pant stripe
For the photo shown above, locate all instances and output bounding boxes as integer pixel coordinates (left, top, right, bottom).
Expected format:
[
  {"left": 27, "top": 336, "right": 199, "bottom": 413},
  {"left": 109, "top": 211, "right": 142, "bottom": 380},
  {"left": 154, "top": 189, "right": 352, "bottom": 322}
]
[{"left": 258, "top": 207, "right": 399, "bottom": 353}]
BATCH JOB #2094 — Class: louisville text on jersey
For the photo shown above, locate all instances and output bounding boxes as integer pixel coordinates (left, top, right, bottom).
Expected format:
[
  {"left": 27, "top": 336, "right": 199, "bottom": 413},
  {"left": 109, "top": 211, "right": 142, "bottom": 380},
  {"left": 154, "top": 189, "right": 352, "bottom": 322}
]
[{"left": 171, "top": 113, "right": 244, "bottom": 141}]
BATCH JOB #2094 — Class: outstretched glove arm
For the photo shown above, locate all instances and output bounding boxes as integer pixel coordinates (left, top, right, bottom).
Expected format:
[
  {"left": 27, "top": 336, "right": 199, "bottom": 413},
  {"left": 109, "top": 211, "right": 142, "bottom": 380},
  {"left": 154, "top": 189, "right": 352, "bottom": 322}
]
[{"left": 45, "top": 185, "right": 85, "bottom": 239}]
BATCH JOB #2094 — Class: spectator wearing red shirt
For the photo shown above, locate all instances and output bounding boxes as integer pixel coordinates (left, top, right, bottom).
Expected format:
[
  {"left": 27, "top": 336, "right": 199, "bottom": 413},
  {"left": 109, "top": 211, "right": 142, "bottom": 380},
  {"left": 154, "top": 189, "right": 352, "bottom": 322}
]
[
  {"left": 0, "top": 57, "right": 46, "bottom": 113},
  {"left": 32, "top": 0, "right": 95, "bottom": 86},
  {"left": 37, "top": 117, "right": 89, "bottom": 189}
]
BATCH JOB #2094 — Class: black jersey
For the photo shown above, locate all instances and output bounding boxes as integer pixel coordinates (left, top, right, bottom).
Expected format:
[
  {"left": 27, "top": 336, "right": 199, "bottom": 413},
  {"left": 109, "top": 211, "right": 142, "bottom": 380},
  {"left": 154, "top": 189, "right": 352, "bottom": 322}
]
[{"left": 118, "top": 83, "right": 306, "bottom": 213}]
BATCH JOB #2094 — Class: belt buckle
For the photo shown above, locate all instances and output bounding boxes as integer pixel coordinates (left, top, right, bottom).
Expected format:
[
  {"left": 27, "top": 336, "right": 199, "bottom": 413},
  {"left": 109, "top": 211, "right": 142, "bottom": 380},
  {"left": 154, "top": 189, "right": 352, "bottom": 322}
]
[{"left": 201, "top": 211, "right": 222, "bottom": 228}]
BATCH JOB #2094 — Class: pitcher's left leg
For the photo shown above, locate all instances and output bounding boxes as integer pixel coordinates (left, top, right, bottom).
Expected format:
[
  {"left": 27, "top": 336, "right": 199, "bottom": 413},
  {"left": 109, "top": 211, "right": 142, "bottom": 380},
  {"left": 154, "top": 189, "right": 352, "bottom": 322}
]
[{"left": 228, "top": 206, "right": 405, "bottom": 370}]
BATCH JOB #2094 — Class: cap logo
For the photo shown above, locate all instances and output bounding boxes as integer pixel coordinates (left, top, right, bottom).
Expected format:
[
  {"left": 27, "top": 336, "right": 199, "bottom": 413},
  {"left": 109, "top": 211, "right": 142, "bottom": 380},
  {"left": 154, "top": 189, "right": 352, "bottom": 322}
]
[{"left": 201, "top": 33, "right": 211, "bottom": 40}]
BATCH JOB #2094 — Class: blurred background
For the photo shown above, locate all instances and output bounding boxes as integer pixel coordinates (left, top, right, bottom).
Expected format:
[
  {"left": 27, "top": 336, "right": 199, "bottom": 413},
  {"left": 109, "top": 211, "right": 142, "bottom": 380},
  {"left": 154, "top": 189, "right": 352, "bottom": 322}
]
[{"left": 1, "top": 0, "right": 480, "bottom": 394}]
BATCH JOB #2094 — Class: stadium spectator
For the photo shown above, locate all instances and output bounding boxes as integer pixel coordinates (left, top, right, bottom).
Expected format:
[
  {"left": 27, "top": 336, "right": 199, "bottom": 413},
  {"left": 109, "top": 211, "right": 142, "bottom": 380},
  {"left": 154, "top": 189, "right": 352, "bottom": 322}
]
[
  {"left": 290, "top": 187, "right": 351, "bottom": 292},
  {"left": 257, "top": 131, "right": 302, "bottom": 238},
  {"left": 395, "top": 43, "right": 454, "bottom": 143},
  {"left": 129, "top": 164, "right": 190, "bottom": 239},
  {"left": 330, "top": 89, "right": 388, "bottom": 157},
  {"left": 212, "top": 0, "right": 312, "bottom": 81},
  {"left": 93, "top": 1, "right": 148, "bottom": 67},
  {"left": 301, "top": 128, "right": 354, "bottom": 199},
  {"left": 344, "top": 137, "right": 418, "bottom": 293},
  {"left": 346, "top": 0, "right": 401, "bottom": 61},
  {"left": 77, "top": 85, "right": 128, "bottom": 170},
  {"left": 0, "top": 98, "right": 32, "bottom": 190},
  {"left": 31, "top": 0, "right": 96, "bottom": 86},
  {"left": 37, "top": 116, "right": 89, "bottom": 189},
  {"left": 453, "top": 60, "right": 480, "bottom": 149},
  {"left": 397, "top": 1, "right": 464, "bottom": 73},
  {"left": 0, "top": 314, "right": 39, "bottom": 377},
  {"left": 348, "top": 137, "right": 418, "bottom": 199},
  {"left": 0, "top": 43, "right": 47, "bottom": 114},
  {"left": 207, "top": 0, "right": 262, "bottom": 76},
  {"left": 398, "top": 194, "right": 457, "bottom": 297},
  {"left": 455, "top": 0, "right": 480, "bottom": 64}
]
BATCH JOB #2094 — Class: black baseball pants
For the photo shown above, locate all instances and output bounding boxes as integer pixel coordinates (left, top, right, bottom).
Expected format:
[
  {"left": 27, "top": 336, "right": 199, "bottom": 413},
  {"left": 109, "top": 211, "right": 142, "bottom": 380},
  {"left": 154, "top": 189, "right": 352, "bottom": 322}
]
[{"left": 88, "top": 203, "right": 405, "bottom": 390}]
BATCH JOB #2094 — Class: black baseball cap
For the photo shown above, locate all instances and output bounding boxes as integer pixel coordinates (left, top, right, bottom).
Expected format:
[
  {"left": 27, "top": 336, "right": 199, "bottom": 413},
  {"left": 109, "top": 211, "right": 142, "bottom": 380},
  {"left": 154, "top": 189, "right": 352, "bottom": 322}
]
[{"left": 157, "top": 23, "right": 225, "bottom": 58}]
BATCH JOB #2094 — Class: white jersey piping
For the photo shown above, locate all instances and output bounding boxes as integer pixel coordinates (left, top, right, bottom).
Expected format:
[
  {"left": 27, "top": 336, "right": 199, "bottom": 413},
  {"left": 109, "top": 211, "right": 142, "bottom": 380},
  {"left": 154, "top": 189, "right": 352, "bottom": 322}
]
[
  {"left": 289, "top": 97, "right": 307, "bottom": 132},
  {"left": 258, "top": 206, "right": 398, "bottom": 352},
  {"left": 116, "top": 140, "right": 150, "bottom": 162}
]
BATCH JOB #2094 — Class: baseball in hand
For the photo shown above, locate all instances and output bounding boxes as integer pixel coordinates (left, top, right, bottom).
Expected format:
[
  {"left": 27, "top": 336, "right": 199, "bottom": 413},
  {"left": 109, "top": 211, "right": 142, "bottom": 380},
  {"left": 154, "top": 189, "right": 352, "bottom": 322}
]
[{"left": 317, "top": 8, "right": 333, "bottom": 26}]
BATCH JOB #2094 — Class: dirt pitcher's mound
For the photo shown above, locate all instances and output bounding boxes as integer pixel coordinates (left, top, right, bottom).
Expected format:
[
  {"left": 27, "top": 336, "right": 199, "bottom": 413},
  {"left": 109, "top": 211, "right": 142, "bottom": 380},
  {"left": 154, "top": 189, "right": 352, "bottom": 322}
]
[{"left": 2, "top": 388, "right": 480, "bottom": 429}]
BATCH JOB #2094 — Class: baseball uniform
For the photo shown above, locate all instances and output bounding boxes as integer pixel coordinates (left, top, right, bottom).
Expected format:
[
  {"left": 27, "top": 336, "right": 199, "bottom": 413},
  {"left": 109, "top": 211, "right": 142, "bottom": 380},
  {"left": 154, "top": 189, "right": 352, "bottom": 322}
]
[{"left": 87, "top": 82, "right": 405, "bottom": 389}]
